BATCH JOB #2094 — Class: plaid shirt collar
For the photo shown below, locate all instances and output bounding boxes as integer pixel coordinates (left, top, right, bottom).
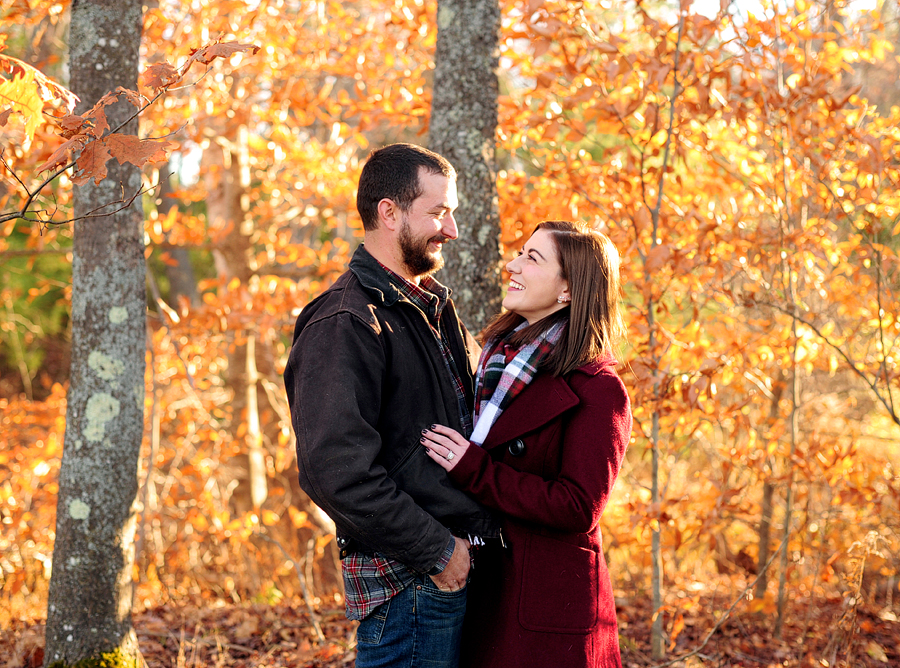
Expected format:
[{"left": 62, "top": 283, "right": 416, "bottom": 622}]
[{"left": 376, "top": 262, "right": 449, "bottom": 326}]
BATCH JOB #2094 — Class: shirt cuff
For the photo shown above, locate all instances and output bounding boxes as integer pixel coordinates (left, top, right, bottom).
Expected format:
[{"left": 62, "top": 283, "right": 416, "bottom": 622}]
[{"left": 426, "top": 535, "right": 457, "bottom": 575}]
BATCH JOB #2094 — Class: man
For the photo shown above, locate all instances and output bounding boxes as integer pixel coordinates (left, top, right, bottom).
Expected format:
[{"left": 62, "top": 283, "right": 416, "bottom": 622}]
[{"left": 284, "top": 143, "right": 499, "bottom": 668}]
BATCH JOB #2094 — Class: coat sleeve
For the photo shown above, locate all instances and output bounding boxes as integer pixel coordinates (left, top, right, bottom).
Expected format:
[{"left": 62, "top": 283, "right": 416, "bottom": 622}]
[
  {"left": 448, "top": 372, "right": 631, "bottom": 533},
  {"left": 286, "top": 311, "right": 452, "bottom": 572}
]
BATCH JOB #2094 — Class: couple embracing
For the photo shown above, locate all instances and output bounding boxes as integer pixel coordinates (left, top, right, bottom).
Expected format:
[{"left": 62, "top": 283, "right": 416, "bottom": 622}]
[{"left": 284, "top": 143, "right": 632, "bottom": 668}]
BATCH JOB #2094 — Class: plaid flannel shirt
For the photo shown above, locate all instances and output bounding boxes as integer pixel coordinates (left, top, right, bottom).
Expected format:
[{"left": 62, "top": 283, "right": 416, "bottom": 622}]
[{"left": 342, "top": 263, "right": 471, "bottom": 621}]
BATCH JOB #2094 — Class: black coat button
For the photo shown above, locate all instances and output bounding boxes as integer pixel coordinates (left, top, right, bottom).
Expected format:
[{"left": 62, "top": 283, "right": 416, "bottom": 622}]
[{"left": 507, "top": 439, "right": 526, "bottom": 457}]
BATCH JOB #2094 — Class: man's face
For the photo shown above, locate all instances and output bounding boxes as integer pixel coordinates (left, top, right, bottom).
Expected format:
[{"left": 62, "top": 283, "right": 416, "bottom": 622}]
[{"left": 397, "top": 171, "right": 459, "bottom": 278}]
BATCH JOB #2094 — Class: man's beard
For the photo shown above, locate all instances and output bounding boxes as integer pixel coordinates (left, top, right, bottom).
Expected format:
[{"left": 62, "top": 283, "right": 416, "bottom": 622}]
[{"left": 399, "top": 217, "right": 446, "bottom": 278}]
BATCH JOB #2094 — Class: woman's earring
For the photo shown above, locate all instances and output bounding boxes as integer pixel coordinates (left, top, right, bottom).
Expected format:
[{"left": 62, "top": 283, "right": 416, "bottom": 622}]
[{"left": 557, "top": 296, "right": 570, "bottom": 304}]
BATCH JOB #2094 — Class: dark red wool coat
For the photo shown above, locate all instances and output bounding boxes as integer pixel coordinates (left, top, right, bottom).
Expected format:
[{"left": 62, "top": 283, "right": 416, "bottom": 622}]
[{"left": 448, "top": 356, "right": 632, "bottom": 668}]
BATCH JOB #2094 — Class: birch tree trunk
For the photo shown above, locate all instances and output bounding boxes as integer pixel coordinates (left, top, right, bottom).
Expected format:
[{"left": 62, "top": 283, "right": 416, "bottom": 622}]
[
  {"left": 44, "top": 0, "right": 145, "bottom": 665},
  {"left": 429, "top": 0, "right": 502, "bottom": 333}
]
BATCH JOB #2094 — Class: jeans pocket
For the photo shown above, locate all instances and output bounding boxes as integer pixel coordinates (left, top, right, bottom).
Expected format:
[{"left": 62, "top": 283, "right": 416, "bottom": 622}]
[
  {"left": 422, "top": 575, "right": 468, "bottom": 597},
  {"left": 356, "top": 598, "right": 392, "bottom": 645}
]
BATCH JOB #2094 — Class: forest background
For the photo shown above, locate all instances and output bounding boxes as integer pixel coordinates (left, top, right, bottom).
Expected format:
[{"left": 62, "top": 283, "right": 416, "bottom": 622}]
[{"left": 2, "top": 0, "right": 900, "bottom": 666}]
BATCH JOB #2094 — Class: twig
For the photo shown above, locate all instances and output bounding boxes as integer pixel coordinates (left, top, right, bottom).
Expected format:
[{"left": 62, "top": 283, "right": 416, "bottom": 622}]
[
  {"left": 648, "top": 537, "right": 788, "bottom": 668},
  {"left": 253, "top": 531, "right": 326, "bottom": 644},
  {"left": 0, "top": 150, "right": 33, "bottom": 197},
  {"left": 752, "top": 298, "right": 899, "bottom": 427}
]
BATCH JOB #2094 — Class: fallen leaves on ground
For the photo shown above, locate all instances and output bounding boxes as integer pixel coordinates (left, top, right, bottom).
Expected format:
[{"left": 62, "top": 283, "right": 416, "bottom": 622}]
[{"left": 2, "top": 596, "right": 899, "bottom": 667}]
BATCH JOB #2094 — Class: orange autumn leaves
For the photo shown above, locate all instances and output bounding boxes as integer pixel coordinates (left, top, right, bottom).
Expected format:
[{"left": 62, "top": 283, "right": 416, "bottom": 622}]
[{"left": 5, "top": 40, "right": 259, "bottom": 186}]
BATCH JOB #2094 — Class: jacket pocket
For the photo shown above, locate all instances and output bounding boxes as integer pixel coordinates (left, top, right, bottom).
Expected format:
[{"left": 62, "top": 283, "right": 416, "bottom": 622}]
[
  {"left": 385, "top": 439, "right": 419, "bottom": 477},
  {"left": 519, "top": 533, "right": 600, "bottom": 634}
]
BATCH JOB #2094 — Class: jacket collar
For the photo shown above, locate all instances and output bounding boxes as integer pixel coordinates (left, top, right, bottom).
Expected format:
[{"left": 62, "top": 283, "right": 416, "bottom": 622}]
[
  {"left": 480, "top": 373, "right": 578, "bottom": 449},
  {"left": 479, "top": 355, "right": 619, "bottom": 450},
  {"left": 349, "top": 243, "right": 451, "bottom": 308}
]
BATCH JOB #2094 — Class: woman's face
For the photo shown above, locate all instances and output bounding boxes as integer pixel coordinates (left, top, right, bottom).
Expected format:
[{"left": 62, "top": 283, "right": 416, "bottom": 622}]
[{"left": 502, "top": 229, "right": 570, "bottom": 325}]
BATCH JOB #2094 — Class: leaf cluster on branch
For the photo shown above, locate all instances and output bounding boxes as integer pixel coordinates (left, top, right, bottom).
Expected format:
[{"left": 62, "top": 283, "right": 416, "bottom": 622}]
[{"left": 1, "top": 39, "right": 259, "bottom": 224}]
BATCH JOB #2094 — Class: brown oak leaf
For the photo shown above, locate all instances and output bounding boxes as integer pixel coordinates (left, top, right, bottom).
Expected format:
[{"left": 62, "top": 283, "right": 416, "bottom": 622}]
[
  {"left": 37, "top": 136, "right": 83, "bottom": 173},
  {"left": 56, "top": 114, "right": 86, "bottom": 138},
  {"left": 142, "top": 62, "right": 181, "bottom": 90},
  {"left": 89, "top": 105, "right": 109, "bottom": 138},
  {"left": 0, "top": 108, "right": 10, "bottom": 126},
  {"left": 83, "top": 91, "right": 121, "bottom": 137},
  {"left": 185, "top": 41, "right": 260, "bottom": 69},
  {"left": 106, "top": 134, "right": 174, "bottom": 168},
  {"left": 116, "top": 86, "right": 145, "bottom": 108},
  {"left": 73, "top": 139, "right": 113, "bottom": 185}
]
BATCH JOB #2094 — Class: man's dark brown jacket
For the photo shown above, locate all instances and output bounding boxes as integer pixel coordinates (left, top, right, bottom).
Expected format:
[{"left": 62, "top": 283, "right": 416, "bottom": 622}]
[{"left": 284, "top": 244, "right": 498, "bottom": 573}]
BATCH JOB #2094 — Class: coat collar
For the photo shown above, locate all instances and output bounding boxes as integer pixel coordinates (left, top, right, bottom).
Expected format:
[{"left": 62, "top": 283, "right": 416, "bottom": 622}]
[
  {"left": 478, "top": 356, "right": 617, "bottom": 450},
  {"left": 480, "top": 372, "right": 578, "bottom": 449},
  {"left": 349, "top": 243, "right": 403, "bottom": 306},
  {"left": 349, "top": 243, "right": 452, "bottom": 308}
]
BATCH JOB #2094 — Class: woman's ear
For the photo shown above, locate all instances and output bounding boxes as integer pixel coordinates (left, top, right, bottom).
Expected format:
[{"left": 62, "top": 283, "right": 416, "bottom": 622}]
[{"left": 558, "top": 283, "right": 571, "bottom": 304}]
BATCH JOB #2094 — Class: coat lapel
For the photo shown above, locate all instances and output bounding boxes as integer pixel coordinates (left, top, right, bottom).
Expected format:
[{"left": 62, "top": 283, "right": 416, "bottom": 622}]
[{"left": 480, "top": 372, "right": 580, "bottom": 450}]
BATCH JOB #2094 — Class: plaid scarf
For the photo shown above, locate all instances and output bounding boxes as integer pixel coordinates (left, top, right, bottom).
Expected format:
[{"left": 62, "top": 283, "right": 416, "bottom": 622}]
[{"left": 470, "top": 320, "right": 566, "bottom": 446}]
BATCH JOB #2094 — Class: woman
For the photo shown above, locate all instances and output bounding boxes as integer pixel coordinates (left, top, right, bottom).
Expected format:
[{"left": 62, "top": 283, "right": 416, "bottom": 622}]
[{"left": 422, "top": 220, "right": 631, "bottom": 668}]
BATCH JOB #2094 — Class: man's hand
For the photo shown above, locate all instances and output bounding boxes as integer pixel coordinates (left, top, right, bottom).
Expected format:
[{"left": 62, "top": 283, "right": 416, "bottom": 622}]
[{"left": 429, "top": 536, "right": 471, "bottom": 592}]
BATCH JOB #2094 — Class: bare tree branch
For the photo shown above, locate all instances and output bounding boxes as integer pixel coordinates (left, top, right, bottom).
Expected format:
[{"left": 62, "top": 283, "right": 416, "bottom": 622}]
[{"left": 753, "top": 298, "right": 900, "bottom": 427}]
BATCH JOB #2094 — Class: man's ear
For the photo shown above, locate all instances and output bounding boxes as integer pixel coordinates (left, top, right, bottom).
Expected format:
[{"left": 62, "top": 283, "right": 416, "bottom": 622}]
[{"left": 377, "top": 198, "right": 400, "bottom": 232}]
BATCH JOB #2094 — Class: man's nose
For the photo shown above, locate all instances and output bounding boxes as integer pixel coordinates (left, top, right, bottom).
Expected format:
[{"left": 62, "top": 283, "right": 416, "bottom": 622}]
[{"left": 442, "top": 213, "right": 458, "bottom": 240}]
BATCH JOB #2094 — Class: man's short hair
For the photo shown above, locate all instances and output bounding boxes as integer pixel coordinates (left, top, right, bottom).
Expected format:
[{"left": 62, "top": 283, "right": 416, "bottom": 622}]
[{"left": 357, "top": 143, "right": 456, "bottom": 231}]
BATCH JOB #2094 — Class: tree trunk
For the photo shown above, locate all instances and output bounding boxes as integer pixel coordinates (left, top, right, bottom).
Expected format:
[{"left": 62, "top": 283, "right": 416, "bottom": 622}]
[
  {"left": 44, "top": 1, "right": 145, "bottom": 666},
  {"left": 428, "top": 0, "right": 502, "bottom": 333},
  {"left": 756, "top": 374, "right": 785, "bottom": 600},
  {"left": 157, "top": 162, "right": 199, "bottom": 307},
  {"left": 650, "top": 409, "right": 665, "bottom": 659},
  {"left": 755, "top": 480, "right": 774, "bottom": 599},
  {"left": 775, "top": 316, "right": 801, "bottom": 638},
  {"left": 203, "top": 131, "right": 269, "bottom": 515}
]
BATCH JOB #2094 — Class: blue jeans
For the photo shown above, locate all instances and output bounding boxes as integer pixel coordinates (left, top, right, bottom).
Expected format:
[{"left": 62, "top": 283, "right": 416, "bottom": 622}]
[{"left": 355, "top": 575, "right": 466, "bottom": 668}]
